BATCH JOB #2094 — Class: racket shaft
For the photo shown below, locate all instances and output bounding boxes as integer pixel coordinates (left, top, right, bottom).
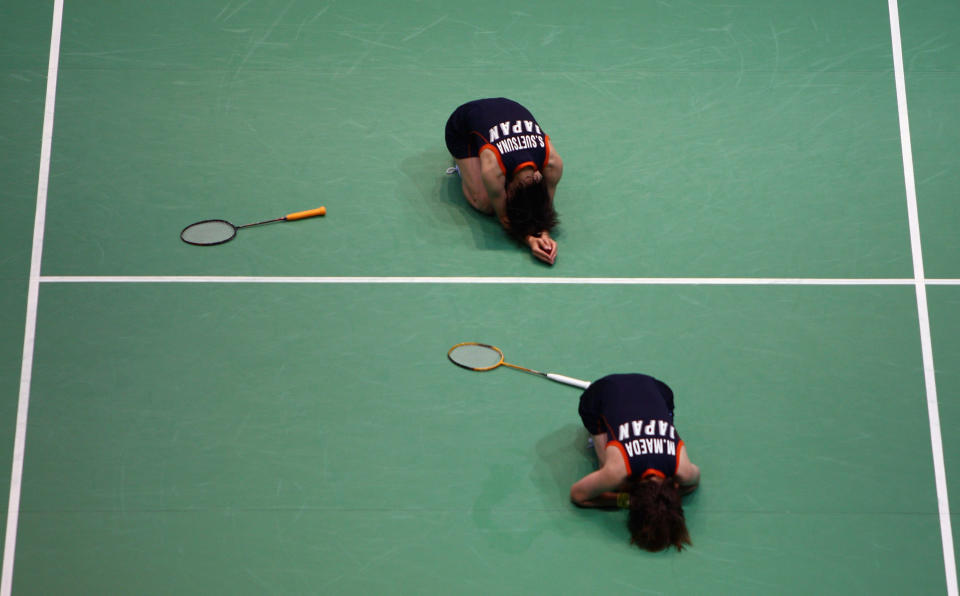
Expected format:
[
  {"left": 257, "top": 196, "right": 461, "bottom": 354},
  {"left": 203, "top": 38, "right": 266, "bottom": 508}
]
[
  {"left": 500, "top": 361, "right": 589, "bottom": 388},
  {"left": 501, "top": 362, "right": 544, "bottom": 376},
  {"left": 238, "top": 217, "right": 284, "bottom": 229},
  {"left": 285, "top": 206, "right": 326, "bottom": 220},
  {"left": 546, "top": 373, "right": 591, "bottom": 389}
]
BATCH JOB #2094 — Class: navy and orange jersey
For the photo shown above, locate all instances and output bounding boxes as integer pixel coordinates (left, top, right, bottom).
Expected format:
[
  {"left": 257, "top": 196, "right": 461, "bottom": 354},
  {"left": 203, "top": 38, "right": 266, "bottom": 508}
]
[
  {"left": 577, "top": 374, "right": 683, "bottom": 479},
  {"left": 444, "top": 97, "right": 550, "bottom": 179}
]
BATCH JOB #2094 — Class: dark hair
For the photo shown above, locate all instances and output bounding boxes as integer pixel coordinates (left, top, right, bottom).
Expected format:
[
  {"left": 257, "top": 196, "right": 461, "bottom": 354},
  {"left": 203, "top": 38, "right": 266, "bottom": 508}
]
[
  {"left": 504, "top": 179, "right": 558, "bottom": 242},
  {"left": 625, "top": 476, "right": 691, "bottom": 552}
]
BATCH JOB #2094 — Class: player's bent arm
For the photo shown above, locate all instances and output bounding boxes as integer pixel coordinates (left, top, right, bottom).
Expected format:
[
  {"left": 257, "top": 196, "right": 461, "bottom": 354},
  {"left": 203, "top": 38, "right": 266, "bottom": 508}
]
[
  {"left": 479, "top": 149, "right": 509, "bottom": 228},
  {"left": 676, "top": 445, "right": 700, "bottom": 495},
  {"left": 573, "top": 491, "right": 620, "bottom": 509},
  {"left": 544, "top": 140, "right": 563, "bottom": 200},
  {"left": 570, "top": 466, "right": 622, "bottom": 508}
]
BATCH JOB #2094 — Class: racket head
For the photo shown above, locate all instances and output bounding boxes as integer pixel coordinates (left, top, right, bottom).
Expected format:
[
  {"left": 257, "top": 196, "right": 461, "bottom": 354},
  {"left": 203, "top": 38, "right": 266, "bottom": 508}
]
[
  {"left": 447, "top": 342, "right": 505, "bottom": 371},
  {"left": 180, "top": 219, "right": 238, "bottom": 246}
]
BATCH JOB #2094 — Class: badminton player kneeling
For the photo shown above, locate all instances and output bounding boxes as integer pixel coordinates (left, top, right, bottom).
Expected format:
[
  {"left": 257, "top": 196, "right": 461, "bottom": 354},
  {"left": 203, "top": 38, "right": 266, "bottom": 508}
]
[
  {"left": 571, "top": 374, "right": 700, "bottom": 552},
  {"left": 444, "top": 98, "right": 563, "bottom": 265}
]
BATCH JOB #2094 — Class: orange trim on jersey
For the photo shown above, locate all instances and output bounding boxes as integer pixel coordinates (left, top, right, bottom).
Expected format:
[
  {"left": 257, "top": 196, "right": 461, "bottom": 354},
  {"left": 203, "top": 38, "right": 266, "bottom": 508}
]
[
  {"left": 609, "top": 440, "right": 632, "bottom": 476},
  {"left": 641, "top": 469, "right": 666, "bottom": 479},
  {"left": 543, "top": 134, "right": 551, "bottom": 168},
  {"left": 513, "top": 160, "right": 537, "bottom": 174},
  {"left": 480, "top": 143, "right": 507, "bottom": 175},
  {"left": 467, "top": 130, "right": 490, "bottom": 158},
  {"left": 675, "top": 440, "right": 685, "bottom": 475},
  {"left": 469, "top": 130, "right": 490, "bottom": 143}
]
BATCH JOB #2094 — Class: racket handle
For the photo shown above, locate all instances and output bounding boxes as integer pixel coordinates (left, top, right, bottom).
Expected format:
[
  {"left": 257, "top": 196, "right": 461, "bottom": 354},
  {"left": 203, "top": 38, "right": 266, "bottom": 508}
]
[
  {"left": 546, "top": 373, "right": 591, "bottom": 389},
  {"left": 285, "top": 206, "right": 326, "bottom": 220}
]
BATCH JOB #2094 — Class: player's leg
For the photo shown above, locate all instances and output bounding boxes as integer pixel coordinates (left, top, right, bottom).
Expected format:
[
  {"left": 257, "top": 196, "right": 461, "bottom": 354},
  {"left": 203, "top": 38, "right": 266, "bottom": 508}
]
[
  {"left": 455, "top": 156, "right": 492, "bottom": 214},
  {"left": 444, "top": 101, "right": 493, "bottom": 215},
  {"left": 579, "top": 386, "right": 608, "bottom": 463}
]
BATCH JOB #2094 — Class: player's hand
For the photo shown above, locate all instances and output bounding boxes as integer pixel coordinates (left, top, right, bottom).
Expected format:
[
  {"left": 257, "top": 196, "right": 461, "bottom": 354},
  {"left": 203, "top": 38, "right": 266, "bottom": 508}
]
[{"left": 526, "top": 231, "right": 557, "bottom": 265}]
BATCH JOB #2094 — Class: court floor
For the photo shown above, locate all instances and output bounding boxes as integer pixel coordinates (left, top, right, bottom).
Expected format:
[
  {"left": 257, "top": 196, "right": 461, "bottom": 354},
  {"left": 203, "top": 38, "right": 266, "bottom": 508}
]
[{"left": 1, "top": 0, "right": 958, "bottom": 594}]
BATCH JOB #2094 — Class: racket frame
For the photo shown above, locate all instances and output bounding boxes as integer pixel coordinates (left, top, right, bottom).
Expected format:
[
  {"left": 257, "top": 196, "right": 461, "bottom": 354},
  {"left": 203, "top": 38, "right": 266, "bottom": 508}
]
[
  {"left": 447, "top": 342, "right": 588, "bottom": 388},
  {"left": 447, "top": 342, "right": 505, "bottom": 371},
  {"left": 180, "top": 219, "right": 238, "bottom": 246},
  {"left": 181, "top": 206, "right": 325, "bottom": 246}
]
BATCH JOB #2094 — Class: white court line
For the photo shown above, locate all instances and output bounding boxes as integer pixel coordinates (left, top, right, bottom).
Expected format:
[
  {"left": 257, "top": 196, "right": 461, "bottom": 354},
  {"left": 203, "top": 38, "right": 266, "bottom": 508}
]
[
  {"left": 2, "top": 1, "right": 64, "bottom": 595},
  {"left": 888, "top": 0, "right": 957, "bottom": 593},
  {"left": 37, "top": 275, "right": 925, "bottom": 285}
]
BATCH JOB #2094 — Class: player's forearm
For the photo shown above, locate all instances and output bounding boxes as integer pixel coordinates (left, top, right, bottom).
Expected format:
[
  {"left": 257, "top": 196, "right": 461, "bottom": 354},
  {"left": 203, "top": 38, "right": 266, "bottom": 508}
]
[
  {"left": 588, "top": 491, "right": 620, "bottom": 508},
  {"left": 571, "top": 490, "right": 619, "bottom": 509}
]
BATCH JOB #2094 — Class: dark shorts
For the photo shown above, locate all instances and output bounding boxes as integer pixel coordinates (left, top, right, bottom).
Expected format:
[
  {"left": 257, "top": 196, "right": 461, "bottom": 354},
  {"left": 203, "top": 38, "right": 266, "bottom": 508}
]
[
  {"left": 444, "top": 100, "right": 481, "bottom": 159},
  {"left": 578, "top": 374, "right": 675, "bottom": 436}
]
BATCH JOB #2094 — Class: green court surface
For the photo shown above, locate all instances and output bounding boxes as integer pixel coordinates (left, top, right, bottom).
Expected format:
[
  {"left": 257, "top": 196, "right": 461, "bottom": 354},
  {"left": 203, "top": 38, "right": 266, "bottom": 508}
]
[
  {"left": 10, "top": 283, "right": 948, "bottom": 594},
  {"left": 1, "top": 0, "right": 957, "bottom": 594},
  {"left": 932, "top": 287, "right": 960, "bottom": 563}
]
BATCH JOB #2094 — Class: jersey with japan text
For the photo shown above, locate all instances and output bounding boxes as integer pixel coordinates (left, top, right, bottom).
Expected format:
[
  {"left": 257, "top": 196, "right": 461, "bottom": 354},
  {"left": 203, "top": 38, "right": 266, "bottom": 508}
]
[
  {"left": 462, "top": 98, "right": 550, "bottom": 178},
  {"left": 579, "top": 374, "right": 683, "bottom": 479}
]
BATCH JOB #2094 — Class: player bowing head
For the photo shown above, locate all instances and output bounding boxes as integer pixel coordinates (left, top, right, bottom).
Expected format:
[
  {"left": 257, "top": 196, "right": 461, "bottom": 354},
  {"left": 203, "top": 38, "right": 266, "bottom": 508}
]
[
  {"left": 570, "top": 373, "right": 700, "bottom": 552},
  {"left": 504, "top": 166, "right": 558, "bottom": 244},
  {"left": 444, "top": 98, "right": 564, "bottom": 265},
  {"left": 623, "top": 471, "right": 691, "bottom": 552}
]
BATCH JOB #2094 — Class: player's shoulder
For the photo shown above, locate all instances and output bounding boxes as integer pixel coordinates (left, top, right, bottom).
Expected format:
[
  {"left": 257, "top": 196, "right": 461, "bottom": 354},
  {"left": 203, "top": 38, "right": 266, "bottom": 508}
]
[
  {"left": 545, "top": 136, "right": 560, "bottom": 155},
  {"left": 479, "top": 145, "right": 498, "bottom": 162},
  {"left": 544, "top": 145, "right": 563, "bottom": 179},
  {"left": 676, "top": 446, "right": 699, "bottom": 485},
  {"left": 479, "top": 149, "right": 504, "bottom": 177},
  {"left": 601, "top": 446, "right": 629, "bottom": 482}
]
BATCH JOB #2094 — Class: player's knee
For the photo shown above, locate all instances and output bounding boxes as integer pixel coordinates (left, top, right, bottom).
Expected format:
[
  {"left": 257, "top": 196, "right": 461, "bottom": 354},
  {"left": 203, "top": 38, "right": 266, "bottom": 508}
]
[{"left": 463, "top": 186, "right": 493, "bottom": 214}]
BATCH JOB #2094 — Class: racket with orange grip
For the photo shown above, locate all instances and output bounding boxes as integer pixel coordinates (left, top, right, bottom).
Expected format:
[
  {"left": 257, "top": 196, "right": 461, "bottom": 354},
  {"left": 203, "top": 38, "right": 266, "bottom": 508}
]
[{"left": 181, "top": 206, "right": 326, "bottom": 246}]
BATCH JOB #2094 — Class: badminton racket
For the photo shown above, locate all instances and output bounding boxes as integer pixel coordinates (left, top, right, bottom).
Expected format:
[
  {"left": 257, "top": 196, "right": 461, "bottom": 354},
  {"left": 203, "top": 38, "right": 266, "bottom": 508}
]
[
  {"left": 180, "top": 206, "right": 326, "bottom": 246},
  {"left": 447, "top": 342, "right": 591, "bottom": 389}
]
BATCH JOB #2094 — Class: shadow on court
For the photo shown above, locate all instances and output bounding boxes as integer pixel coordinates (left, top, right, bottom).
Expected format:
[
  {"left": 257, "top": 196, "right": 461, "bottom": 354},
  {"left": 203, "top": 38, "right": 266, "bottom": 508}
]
[
  {"left": 398, "top": 149, "right": 518, "bottom": 254},
  {"left": 535, "top": 424, "right": 626, "bottom": 543}
]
